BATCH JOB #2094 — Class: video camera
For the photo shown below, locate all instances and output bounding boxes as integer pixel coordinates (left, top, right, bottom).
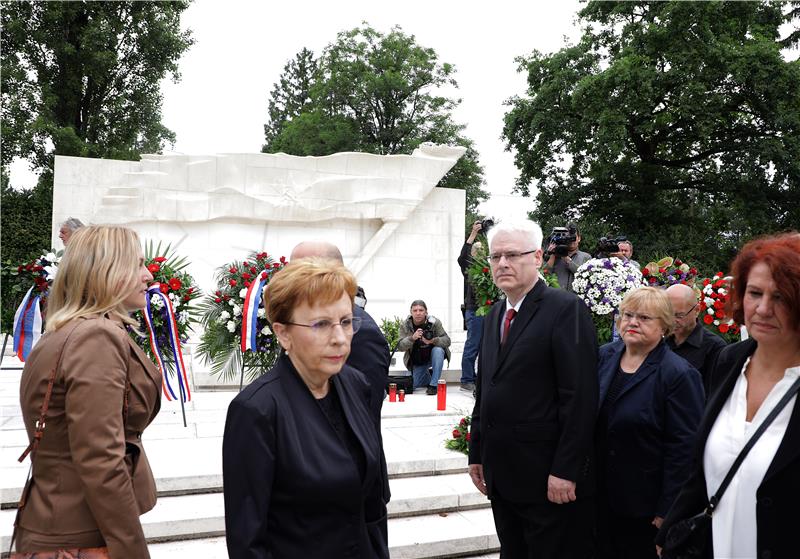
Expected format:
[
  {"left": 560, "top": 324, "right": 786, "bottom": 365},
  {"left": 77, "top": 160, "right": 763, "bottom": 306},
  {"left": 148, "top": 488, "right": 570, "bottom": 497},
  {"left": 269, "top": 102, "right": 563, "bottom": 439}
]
[
  {"left": 594, "top": 235, "right": 628, "bottom": 258},
  {"left": 479, "top": 218, "right": 494, "bottom": 236},
  {"left": 545, "top": 225, "right": 578, "bottom": 258}
]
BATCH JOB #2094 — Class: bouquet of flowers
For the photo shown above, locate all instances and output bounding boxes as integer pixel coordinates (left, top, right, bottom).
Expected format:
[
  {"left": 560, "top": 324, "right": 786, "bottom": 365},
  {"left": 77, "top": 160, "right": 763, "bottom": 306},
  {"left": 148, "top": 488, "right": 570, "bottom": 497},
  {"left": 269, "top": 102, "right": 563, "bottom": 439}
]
[
  {"left": 16, "top": 251, "right": 61, "bottom": 295},
  {"left": 445, "top": 415, "right": 471, "bottom": 455},
  {"left": 129, "top": 242, "right": 202, "bottom": 378},
  {"left": 467, "top": 253, "right": 504, "bottom": 317},
  {"left": 642, "top": 257, "right": 698, "bottom": 287},
  {"left": 197, "top": 251, "right": 286, "bottom": 382},
  {"left": 699, "top": 273, "right": 741, "bottom": 343},
  {"left": 573, "top": 257, "right": 645, "bottom": 343},
  {"left": 8, "top": 250, "right": 61, "bottom": 360}
]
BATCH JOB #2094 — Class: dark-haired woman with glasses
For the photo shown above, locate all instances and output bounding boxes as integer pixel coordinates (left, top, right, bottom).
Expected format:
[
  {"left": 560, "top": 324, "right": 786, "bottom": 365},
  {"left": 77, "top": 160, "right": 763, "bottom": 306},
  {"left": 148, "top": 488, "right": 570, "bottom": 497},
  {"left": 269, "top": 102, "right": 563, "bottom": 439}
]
[
  {"left": 222, "top": 258, "right": 389, "bottom": 558},
  {"left": 595, "top": 287, "right": 705, "bottom": 559}
]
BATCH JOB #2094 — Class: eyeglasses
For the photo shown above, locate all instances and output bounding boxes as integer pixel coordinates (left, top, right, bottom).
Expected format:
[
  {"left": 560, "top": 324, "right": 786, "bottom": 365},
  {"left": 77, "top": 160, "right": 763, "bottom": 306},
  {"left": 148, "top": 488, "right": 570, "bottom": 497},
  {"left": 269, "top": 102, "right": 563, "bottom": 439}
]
[
  {"left": 488, "top": 250, "right": 537, "bottom": 263},
  {"left": 285, "top": 316, "right": 362, "bottom": 336},
  {"left": 620, "top": 311, "right": 656, "bottom": 324},
  {"left": 674, "top": 302, "right": 698, "bottom": 320}
]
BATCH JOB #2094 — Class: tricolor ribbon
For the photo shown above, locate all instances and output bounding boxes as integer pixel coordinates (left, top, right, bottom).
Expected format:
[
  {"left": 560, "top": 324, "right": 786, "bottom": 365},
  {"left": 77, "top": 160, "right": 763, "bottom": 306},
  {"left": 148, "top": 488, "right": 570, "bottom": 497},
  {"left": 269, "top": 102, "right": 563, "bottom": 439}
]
[
  {"left": 13, "top": 286, "right": 43, "bottom": 361},
  {"left": 142, "top": 284, "right": 191, "bottom": 403},
  {"left": 241, "top": 269, "right": 271, "bottom": 352}
]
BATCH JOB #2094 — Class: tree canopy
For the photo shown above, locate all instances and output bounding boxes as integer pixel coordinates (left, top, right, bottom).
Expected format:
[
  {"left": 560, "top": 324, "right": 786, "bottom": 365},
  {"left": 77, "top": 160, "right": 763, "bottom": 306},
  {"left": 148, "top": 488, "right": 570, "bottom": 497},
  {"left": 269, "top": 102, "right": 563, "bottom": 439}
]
[
  {"left": 503, "top": 0, "right": 800, "bottom": 272},
  {"left": 263, "top": 24, "right": 488, "bottom": 214}
]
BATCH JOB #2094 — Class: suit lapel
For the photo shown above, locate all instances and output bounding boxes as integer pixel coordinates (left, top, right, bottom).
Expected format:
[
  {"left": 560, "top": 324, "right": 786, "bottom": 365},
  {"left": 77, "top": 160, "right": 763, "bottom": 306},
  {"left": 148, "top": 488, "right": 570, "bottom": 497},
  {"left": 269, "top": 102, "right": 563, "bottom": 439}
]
[
  {"left": 332, "top": 371, "right": 378, "bottom": 488},
  {"left": 598, "top": 342, "right": 626, "bottom": 405},
  {"left": 482, "top": 301, "right": 504, "bottom": 382},
  {"left": 494, "top": 279, "right": 546, "bottom": 374},
  {"left": 764, "top": 393, "right": 800, "bottom": 482}
]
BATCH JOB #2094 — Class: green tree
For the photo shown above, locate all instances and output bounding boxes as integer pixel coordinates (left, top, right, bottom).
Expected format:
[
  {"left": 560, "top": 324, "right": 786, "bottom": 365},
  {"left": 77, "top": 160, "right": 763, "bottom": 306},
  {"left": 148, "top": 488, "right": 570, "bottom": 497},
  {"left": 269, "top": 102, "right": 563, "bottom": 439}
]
[
  {"left": 1, "top": 0, "right": 193, "bottom": 330},
  {"left": 503, "top": 1, "right": 800, "bottom": 273},
  {"left": 263, "top": 24, "right": 488, "bottom": 213}
]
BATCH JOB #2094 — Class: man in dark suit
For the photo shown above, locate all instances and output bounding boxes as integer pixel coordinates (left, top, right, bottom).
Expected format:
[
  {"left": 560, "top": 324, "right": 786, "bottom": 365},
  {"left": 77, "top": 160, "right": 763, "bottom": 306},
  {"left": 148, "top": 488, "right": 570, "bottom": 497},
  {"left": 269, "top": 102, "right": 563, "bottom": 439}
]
[
  {"left": 290, "top": 241, "right": 391, "bottom": 502},
  {"left": 468, "top": 219, "right": 599, "bottom": 558}
]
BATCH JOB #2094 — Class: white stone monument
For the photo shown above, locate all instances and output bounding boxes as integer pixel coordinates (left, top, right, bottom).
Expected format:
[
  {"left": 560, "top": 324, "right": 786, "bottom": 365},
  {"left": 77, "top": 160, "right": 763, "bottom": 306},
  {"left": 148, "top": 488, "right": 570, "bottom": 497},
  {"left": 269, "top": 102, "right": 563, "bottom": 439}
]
[{"left": 52, "top": 144, "right": 468, "bottom": 383}]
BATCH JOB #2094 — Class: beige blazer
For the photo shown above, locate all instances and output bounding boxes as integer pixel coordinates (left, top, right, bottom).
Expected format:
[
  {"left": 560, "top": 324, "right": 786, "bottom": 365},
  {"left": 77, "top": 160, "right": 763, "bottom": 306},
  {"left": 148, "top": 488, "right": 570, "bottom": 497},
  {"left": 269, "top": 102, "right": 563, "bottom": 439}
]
[{"left": 17, "top": 316, "right": 161, "bottom": 558}]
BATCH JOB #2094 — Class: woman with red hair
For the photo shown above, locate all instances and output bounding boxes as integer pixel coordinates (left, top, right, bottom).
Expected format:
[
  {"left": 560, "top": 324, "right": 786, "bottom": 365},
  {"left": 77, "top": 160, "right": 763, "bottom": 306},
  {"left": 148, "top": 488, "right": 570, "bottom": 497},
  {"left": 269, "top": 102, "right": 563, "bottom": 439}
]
[{"left": 657, "top": 232, "right": 800, "bottom": 559}]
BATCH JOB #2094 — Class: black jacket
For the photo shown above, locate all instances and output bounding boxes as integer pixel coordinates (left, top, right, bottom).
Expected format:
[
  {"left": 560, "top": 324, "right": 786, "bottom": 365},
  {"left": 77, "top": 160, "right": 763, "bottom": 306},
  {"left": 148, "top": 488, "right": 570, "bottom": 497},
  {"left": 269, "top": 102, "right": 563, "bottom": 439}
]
[
  {"left": 469, "top": 278, "right": 599, "bottom": 502},
  {"left": 597, "top": 340, "right": 704, "bottom": 518},
  {"left": 657, "top": 339, "right": 800, "bottom": 559},
  {"left": 222, "top": 355, "right": 389, "bottom": 559},
  {"left": 458, "top": 242, "right": 478, "bottom": 311}
]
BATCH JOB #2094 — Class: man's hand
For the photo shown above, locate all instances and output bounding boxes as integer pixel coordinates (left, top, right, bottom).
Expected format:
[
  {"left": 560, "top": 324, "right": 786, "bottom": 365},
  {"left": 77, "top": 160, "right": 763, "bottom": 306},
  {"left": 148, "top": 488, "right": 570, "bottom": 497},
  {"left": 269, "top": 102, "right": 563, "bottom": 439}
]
[
  {"left": 469, "top": 464, "right": 487, "bottom": 495},
  {"left": 412, "top": 328, "right": 423, "bottom": 341},
  {"left": 467, "top": 221, "right": 482, "bottom": 243},
  {"left": 547, "top": 475, "right": 576, "bottom": 504},
  {"left": 420, "top": 336, "right": 434, "bottom": 345}
]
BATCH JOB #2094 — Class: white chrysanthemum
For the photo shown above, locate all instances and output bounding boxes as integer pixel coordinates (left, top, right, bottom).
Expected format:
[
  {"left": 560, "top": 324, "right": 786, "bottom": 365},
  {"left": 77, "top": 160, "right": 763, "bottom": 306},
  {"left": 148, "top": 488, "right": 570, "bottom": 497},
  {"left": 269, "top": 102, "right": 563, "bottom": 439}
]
[
  {"left": 168, "top": 293, "right": 176, "bottom": 302},
  {"left": 239, "top": 288, "right": 248, "bottom": 298},
  {"left": 226, "top": 321, "right": 236, "bottom": 333},
  {"left": 44, "top": 252, "right": 58, "bottom": 263},
  {"left": 261, "top": 325, "right": 272, "bottom": 335},
  {"left": 573, "top": 258, "right": 645, "bottom": 316},
  {"left": 229, "top": 299, "right": 236, "bottom": 307},
  {"left": 150, "top": 295, "right": 163, "bottom": 309},
  {"left": 257, "top": 308, "right": 266, "bottom": 318},
  {"left": 220, "top": 310, "right": 231, "bottom": 321},
  {"left": 44, "top": 265, "right": 58, "bottom": 281},
  {"left": 232, "top": 304, "right": 242, "bottom": 317}
]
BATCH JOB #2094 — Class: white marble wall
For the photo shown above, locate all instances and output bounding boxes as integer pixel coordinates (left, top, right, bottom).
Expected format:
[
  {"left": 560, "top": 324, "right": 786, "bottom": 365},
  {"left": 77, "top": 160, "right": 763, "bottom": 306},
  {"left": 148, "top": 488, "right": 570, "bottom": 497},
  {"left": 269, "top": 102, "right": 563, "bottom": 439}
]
[{"left": 52, "top": 147, "right": 468, "bottom": 380}]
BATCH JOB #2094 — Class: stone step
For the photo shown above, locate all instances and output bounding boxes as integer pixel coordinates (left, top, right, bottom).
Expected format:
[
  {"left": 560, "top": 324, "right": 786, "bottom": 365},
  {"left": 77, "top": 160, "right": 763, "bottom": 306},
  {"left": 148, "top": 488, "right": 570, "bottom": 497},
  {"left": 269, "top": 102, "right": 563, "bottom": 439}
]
[
  {"left": 143, "top": 508, "right": 499, "bottom": 559},
  {"left": 0, "top": 472, "right": 492, "bottom": 551}
]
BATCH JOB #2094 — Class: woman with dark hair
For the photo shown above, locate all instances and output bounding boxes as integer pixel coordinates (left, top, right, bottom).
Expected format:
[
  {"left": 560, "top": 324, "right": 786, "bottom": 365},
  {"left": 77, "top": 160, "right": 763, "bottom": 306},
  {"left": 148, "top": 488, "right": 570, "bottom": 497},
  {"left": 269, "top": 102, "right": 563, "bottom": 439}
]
[
  {"left": 596, "top": 287, "right": 704, "bottom": 559},
  {"left": 222, "top": 258, "right": 389, "bottom": 558},
  {"left": 657, "top": 232, "right": 800, "bottom": 559}
]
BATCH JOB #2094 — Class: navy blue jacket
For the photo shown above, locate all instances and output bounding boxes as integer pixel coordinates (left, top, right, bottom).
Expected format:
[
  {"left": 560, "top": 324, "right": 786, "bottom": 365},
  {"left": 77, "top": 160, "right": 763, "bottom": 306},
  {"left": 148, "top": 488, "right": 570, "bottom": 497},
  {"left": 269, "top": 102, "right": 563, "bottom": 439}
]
[{"left": 597, "top": 340, "right": 705, "bottom": 517}]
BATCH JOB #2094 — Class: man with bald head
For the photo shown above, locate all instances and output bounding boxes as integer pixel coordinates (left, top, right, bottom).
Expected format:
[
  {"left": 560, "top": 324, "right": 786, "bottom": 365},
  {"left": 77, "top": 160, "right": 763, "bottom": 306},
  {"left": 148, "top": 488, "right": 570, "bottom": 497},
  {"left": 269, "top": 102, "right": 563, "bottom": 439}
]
[{"left": 665, "top": 284, "right": 726, "bottom": 392}]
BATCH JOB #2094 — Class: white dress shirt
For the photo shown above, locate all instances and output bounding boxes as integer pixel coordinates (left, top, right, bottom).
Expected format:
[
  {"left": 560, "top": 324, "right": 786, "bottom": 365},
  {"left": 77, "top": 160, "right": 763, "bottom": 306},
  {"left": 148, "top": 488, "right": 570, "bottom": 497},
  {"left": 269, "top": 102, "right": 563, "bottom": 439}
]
[{"left": 703, "top": 359, "right": 799, "bottom": 559}]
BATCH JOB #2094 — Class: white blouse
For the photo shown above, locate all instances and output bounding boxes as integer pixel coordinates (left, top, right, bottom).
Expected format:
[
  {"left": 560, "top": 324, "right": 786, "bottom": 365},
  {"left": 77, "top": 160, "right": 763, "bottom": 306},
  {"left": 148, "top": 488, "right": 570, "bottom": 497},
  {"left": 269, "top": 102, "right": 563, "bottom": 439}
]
[{"left": 703, "top": 359, "right": 799, "bottom": 559}]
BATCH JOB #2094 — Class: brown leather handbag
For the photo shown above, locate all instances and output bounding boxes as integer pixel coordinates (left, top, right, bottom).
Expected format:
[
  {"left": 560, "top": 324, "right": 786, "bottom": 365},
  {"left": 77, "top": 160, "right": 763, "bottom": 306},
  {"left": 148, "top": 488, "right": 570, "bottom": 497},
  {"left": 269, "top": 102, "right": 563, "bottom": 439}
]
[{"left": 8, "top": 324, "right": 129, "bottom": 559}]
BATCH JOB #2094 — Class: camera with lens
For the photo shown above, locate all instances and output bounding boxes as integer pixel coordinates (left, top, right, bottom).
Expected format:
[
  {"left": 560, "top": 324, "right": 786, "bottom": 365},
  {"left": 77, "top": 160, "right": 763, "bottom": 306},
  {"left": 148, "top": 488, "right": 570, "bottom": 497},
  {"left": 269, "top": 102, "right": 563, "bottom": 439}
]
[
  {"left": 594, "top": 235, "right": 628, "bottom": 258},
  {"left": 479, "top": 218, "right": 494, "bottom": 235},
  {"left": 545, "top": 225, "right": 578, "bottom": 258},
  {"left": 421, "top": 327, "right": 435, "bottom": 341}
]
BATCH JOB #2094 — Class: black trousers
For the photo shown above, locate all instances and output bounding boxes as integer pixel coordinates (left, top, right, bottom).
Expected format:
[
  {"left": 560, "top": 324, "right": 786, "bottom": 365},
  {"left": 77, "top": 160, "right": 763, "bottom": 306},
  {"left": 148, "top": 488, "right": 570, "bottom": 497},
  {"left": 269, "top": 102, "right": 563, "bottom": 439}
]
[
  {"left": 596, "top": 505, "right": 659, "bottom": 559},
  {"left": 490, "top": 493, "right": 595, "bottom": 559}
]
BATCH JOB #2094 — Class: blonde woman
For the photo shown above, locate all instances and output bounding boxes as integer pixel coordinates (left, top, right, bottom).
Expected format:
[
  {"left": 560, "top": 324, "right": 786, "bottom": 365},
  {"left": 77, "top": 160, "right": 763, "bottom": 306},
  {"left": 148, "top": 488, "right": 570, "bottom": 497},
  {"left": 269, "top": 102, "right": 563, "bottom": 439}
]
[{"left": 15, "top": 225, "right": 158, "bottom": 558}]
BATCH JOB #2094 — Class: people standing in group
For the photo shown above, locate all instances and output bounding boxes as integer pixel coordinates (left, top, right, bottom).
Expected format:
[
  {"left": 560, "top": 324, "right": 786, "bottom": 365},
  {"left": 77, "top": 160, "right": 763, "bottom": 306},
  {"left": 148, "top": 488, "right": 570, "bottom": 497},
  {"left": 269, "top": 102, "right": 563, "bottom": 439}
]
[
  {"left": 596, "top": 287, "right": 705, "bottom": 559},
  {"left": 16, "top": 225, "right": 159, "bottom": 558},
  {"left": 223, "top": 258, "right": 389, "bottom": 558},
  {"left": 458, "top": 220, "right": 486, "bottom": 393},
  {"left": 396, "top": 300, "right": 451, "bottom": 394},
  {"left": 658, "top": 232, "right": 800, "bottom": 559},
  {"left": 542, "top": 222, "right": 591, "bottom": 292},
  {"left": 468, "top": 219, "right": 599, "bottom": 558},
  {"left": 665, "top": 283, "right": 727, "bottom": 393},
  {"left": 58, "top": 217, "right": 84, "bottom": 247}
]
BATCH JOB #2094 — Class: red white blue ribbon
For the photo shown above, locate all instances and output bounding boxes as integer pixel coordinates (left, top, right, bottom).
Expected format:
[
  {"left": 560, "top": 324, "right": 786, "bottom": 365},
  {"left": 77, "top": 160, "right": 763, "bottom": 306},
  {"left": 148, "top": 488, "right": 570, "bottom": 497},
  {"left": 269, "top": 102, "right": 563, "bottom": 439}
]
[
  {"left": 13, "top": 286, "right": 43, "bottom": 361},
  {"left": 241, "top": 269, "right": 270, "bottom": 352},
  {"left": 143, "top": 284, "right": 191, "bottom": 403}
]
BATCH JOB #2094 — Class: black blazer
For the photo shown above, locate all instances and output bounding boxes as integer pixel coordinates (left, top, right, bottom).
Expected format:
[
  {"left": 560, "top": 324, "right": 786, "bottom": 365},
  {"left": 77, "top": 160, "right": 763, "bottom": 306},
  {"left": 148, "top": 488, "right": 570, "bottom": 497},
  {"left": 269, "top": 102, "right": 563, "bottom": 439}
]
[
  {"left": 469, "top": 278, "right": 599, "bottom": 502},
  {"left": 597, "top": 340, "right": 704, "bottom": 518},
  {"left": 222, "top": 355, "right": 389, "bottom": 559},
  {"left": 657, "top": 339, "right": 800, "bottom": 559}
]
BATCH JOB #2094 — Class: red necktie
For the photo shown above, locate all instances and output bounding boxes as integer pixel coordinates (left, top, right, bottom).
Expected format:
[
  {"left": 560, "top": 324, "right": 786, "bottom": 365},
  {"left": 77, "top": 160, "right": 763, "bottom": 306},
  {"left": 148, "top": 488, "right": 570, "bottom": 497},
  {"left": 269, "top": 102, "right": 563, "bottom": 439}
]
[{"left": 501, "top": 308, "right": 517, "bottom": 346}]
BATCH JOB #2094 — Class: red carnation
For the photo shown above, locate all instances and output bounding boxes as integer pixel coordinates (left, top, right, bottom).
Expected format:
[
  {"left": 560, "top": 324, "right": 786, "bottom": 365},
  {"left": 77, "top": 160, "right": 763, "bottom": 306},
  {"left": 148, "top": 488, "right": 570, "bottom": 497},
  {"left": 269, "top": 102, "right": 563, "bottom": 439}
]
[
  {"left": 280, "top": 256, "right": 286, "bottom": 264},
  {"left": 482, "top": 267, "right": 489, "bottom": 273},
  {"left": 187, "top": 287, "right": 194, "bottom": 294},
  {"left": 229, "top": 279, "right": 237, "bottom": 287},
  {"left": 159, "top": 284, "right": 169, "bottom": 294},
  {"left": 215, "top": 297, "right": 222, "bottom": 303},
  {"left": 229, "top": 266, "right": 237, "bottom": 274},
  {"left": 648, "top": 277, "right": 657, "bottom": 284},
  {"left": 273, "top": 262, "right": 280, "bottom": 268},
  {"left": 33, "top": 265, "right": 43, "bottom": 272},
  {"left": 242, "top": 272, "right": 251, "bottom": 280},
  {"left": 215, "top": 290, "right": 221, "bottom": 296},
  {"left": 486, "top": 299, "right": 493, "bottom": 306},
  {"left": 466, "top": 432, "right": 471, "bottom": 442},
  {"left": 261, "top": 271, "right": 268, "bottom": 279},
  {"left": 168, "top": 278, "right": 182, "bottom": 291},
  {"left": 183, "top": 295, "right": 190, "bottom": 302},
  {"left": 715, "top": 310, "right": 724, "bottom": 318},
  {"left": 460, "top": 418, "right": 467, "bottom": 427},
  {"left": 719, "top": 323, "right": 729, "bottom": 334},
  {"left": 703, "top": 315, "right": 714, "bottom": 325},
  {"left": 675, "top": 259, "right": 682, "bottom": 266},
  {"left": 147, "top": 263, "right": 161, "bottom": 274},
  {"left": 244, "top": 281, "right": 251, "bottom": 288},
  {"left": 713, "top": 301, "right": 724, "bottom": 309},
  {"left": 17, "top": 265, "right": 23, "bottom": 273},
  {"left": 659, "top": 267, "right": 666, "bottom": 274},
  {"left": 703, "top": 278, "right": 710, "bottom": 286},
  {"left": 250, "top": 267, "right": 257, "bottom": 274},
  {"left": 642, "top": 268, "right": 650, "bottom": 276},
  {"left": 452, "top": 430, "right": 461, "bottom": 439},
  {"left": 242, "top": 261, "right": 249, "bottom": 268},
  {"left": 689, "top": 268, "right": 697, "bottom": 275},
  {"left": 154, "top": 256, "right": 167, "bottom": 263}
]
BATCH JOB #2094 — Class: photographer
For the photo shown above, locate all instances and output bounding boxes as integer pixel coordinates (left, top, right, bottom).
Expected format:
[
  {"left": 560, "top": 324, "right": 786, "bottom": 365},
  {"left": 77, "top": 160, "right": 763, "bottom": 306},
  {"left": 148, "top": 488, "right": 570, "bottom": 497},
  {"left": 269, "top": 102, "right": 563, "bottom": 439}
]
[
  {"left": 396, "top": 300, "right": 451, "bottom": 395},
  {"left": 457, "top": 220, "right": 486, "bottom": 393},
  {"left": 608, "top": 238, "right": 640, "bottom": 269},
  {"left": 542, "top": 222, "right": 591, "bottom": 292}
]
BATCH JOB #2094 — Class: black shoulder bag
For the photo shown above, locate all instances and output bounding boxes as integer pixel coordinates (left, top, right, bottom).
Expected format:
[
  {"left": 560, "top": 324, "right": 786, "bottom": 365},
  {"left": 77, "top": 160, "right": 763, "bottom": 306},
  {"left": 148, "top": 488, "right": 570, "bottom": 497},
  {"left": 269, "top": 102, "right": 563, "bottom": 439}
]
[{"left": 663, "top": 374, "right": 800, "bottom": 559}]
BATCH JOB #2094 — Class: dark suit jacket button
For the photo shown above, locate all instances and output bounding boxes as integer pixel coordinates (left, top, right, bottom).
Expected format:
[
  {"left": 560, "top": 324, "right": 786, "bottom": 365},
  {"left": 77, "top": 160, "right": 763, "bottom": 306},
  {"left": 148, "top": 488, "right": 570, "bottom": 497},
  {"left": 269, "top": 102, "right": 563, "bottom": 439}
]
[{"left": 759, "top": 497, "right": 772, "bottom": 507}]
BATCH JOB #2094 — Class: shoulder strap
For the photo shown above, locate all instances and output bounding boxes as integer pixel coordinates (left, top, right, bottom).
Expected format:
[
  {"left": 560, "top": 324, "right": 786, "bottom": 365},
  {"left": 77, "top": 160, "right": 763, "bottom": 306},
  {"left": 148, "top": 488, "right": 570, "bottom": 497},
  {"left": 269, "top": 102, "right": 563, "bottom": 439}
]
[{"left": 706, "top": 374, "right": 800, "bottom": 515}]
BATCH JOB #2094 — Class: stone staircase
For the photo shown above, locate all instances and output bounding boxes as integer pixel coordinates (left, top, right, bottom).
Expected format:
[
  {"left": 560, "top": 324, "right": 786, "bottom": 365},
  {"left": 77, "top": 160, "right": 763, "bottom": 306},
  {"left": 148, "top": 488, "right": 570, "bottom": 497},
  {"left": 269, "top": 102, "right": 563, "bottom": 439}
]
[{"left": 0, "top": 356, "right": 498, "bottom": 558}]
